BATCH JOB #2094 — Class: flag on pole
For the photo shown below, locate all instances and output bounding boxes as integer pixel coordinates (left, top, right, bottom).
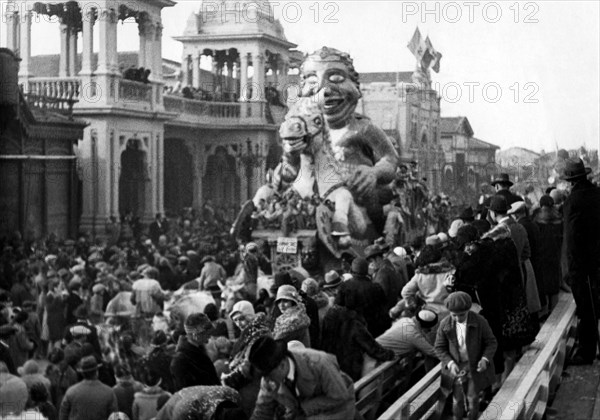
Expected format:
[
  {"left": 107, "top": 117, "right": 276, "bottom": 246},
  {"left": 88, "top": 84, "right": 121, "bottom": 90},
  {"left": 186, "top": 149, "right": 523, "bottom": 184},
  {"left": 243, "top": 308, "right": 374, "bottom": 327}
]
[
  {"left": 425, "top": 36, "right": 443, "bottom": 73},
  {"left": 407, "top": 27, "right": 424, "bottom": 59}
]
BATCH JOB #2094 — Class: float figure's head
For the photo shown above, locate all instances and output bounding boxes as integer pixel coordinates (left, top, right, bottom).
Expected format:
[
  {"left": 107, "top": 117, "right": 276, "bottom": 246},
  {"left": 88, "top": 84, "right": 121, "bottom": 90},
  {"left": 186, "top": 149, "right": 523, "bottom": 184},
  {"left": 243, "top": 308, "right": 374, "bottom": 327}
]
[{"left": 300, "top": 47, "right": 361, "bottom": 129}]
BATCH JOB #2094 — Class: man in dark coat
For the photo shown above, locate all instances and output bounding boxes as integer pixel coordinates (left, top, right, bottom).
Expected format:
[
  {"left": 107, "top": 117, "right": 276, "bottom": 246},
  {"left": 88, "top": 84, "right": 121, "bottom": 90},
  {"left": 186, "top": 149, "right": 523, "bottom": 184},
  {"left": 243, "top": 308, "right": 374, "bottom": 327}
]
[
  {"left": 336, "top": 258, "right": 390, "bottom": 337},
  {"left": 510, "top": 201, "right": 544, "bottom": 309},
  {"left": 149, "top": 213, "right": 167, "bottom": 245},
  {"left": 561, "top": 159, "right": 600, "bottom": 365},
  {"left": 365, "top": 244, "right": 401, "bottom": 312},
  {"left": 170, "top": 313, "right": 220, "bottom": 390}
]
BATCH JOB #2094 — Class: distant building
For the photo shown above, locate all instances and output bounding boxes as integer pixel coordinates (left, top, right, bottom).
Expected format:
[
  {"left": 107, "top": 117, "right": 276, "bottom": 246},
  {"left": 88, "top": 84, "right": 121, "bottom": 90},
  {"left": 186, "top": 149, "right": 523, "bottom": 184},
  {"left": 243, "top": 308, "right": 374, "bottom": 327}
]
[
  {"left": 359, "top": 71, "right": 445, "bottom": 194},
  {"left": 496, "top": 146, "right": 542, "bottom": 185},
  {"left": 440, "top": 117, "right": 499, "bottom": 197},
  {"left": 1, "top": 49, "right": 86, "bottom": 240}
]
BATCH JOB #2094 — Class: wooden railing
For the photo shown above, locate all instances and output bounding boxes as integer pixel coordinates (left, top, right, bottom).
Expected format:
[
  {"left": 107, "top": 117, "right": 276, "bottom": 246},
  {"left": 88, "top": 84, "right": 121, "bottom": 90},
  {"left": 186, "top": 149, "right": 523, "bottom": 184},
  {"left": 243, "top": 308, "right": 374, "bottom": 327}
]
[
  {"left": 354, "top": 358, "right": 425, "bottom": 420},
  {"left": 480, "top": 293, "right": 576, "bottom": 420},
  {"left": 377, "top": 293, "right": 576, "bottom": 420},
  {"left": 26, "top": 77, "right": 81, "bottom": 101}
]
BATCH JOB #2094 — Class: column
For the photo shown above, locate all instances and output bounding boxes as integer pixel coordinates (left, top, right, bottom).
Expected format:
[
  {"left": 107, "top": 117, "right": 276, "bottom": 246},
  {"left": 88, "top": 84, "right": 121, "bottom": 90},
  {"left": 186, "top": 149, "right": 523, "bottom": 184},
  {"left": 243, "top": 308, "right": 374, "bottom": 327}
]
[
  {"left": 211, "top": 56, "right": 218, "bottom": 89},
  {"left": 143, "top": 22, "right": 156, "bottom": 74},
  {"left": 157, "top": 133, "right": 164, "bottom": 214},
  {"left": 192, "top": 53, "right": 201, "bottom": 88},
  {"left": 226, "top": 61, "right": 234, "bottom": 97},
  {"left": 80, "top": 8, "right": 95, "bottom": 76},
  {"left": 138, "top": 18, "right": 147, "bottom": 68},
  {"left": 181, "top": 54, "right": 190, "bottom": 87},
  {"left": 97, "top": 7, "right": 117, "bottom": 74},
  {"left": 252, "top": 52, "right": 265, "bottom": 101},
  {"left": 18, "top": 10, "right": 32, "bottom": 80},
  {"left": 6, "top": 11, "right": 18, "bottom": 50},
  {"left": 153, "top": 21, "right": 163, "bottom": 81},
  {"left": 68, "top": 27, "right": 78, "bottom": 76},
  {"left": 59, "top": 23, "right": 69, "bottom": 77},
  {"left": 239, "top": 52, "right": 248, "bottom": 101}
]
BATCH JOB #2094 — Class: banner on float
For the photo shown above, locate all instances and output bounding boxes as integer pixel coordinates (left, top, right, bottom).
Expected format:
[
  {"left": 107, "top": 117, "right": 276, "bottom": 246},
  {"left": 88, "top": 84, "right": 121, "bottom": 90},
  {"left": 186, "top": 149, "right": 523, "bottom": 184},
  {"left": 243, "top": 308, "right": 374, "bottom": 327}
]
[{"left": 277, "top": 237, "right": 298, "bottom": 254}]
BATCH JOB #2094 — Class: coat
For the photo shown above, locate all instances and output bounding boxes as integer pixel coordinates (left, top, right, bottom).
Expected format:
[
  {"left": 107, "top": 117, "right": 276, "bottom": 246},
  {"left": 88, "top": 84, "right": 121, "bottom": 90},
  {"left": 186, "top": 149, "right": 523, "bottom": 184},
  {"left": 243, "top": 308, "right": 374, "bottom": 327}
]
[
  {"left": 373, "top": 259, "right": 402, "bottom": 311},
  {"left": 336, "top": 275, "right": 390, "bottom": 337},
  {"left": 170, "top": 336, "right": 220, "bottom": 391},
  {"left": 401, "top": 260, "right": 454, "bottom": 316},
  {"left": 563, "top": 179, "right": 600, "bottom": 280},
  {"left": 59, "top": 379, "right": 118, "bottom": 420},
  {"left": 435, "top": 311, "right": 497, "bottom": 395},
  {"left": 45, "top": 292, "right": 66, "bottom": 342},
  {"left": 534, "top": 207, "right": 563, "bottom": 295},
  {"left": 321, "top": 305, "right": 395, "bottom": 381},
  {"left": 251, "top": 347, "right": 356, "bottom": 420}
]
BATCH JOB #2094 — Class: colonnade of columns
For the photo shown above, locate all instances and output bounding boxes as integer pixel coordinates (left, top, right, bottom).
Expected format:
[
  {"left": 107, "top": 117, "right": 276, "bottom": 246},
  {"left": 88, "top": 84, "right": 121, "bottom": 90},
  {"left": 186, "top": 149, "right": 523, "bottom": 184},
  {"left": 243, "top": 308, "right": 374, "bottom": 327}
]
[
  {"left": 2, "top": 3, "right": 163, "bottom": 83},
  {"left": 182, "top": 48, "right": 289, "bottom": 102}
]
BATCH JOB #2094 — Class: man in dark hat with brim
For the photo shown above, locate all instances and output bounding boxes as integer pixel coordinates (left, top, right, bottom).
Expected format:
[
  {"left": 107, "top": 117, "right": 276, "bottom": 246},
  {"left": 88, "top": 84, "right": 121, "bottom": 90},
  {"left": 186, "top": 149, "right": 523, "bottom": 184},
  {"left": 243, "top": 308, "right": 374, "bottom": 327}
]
[
  {"left": 59, "top": 355, "right": 118, "bottom": 420},
  {"left": 336, "top": 258, "right": 390, "bottom": 337},
  {"left": 248, "top": 336, "right": 356, "bottom": 419},
  {"left": 561, "top": 158, "right": 600, "bottom": 365},
  {"left": 491, "top": 173, "right": 523, "bottom": 206}
]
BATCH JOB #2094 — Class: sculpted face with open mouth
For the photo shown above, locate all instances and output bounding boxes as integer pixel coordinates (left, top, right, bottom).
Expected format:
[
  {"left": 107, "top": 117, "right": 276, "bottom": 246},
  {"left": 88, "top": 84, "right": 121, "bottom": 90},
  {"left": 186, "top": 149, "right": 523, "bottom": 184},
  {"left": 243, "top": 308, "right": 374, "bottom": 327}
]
[{"left": 300, "top": 58, "right": 362, "bottom": 129}]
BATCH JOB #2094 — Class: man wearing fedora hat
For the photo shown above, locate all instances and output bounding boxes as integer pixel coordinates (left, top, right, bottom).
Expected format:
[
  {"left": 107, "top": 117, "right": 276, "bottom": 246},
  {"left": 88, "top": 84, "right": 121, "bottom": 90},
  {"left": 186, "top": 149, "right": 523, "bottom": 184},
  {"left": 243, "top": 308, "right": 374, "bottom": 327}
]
[
  {"left": 561, "top": 158, "right": 600, "bottom": 365},
  {"left": 59, "top": 355, "right": 118, "bottom": 420},
  {"left": 365, "top": 244, "right": 402, "bottom": 312},
  {"left": 248, "top": 336, "right": 355, "bottom": 419},
  {"left": 490, "top": 173, "right": 523, "bottom": 206}
]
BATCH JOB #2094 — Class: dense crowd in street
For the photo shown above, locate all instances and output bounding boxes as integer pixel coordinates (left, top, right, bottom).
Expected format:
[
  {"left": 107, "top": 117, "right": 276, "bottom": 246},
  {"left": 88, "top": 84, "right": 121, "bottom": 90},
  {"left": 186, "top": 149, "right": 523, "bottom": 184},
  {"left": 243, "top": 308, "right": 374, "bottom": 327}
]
[{"left": 1, "top": 160, "right": 599, "bottom": 420}]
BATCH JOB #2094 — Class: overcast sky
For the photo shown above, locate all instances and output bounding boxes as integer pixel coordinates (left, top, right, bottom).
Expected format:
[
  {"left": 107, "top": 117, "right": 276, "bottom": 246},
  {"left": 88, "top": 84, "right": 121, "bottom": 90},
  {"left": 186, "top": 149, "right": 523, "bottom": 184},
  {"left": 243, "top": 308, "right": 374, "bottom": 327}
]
[{"left": 21, "top": 1, "right": 600, "bottom": 152}]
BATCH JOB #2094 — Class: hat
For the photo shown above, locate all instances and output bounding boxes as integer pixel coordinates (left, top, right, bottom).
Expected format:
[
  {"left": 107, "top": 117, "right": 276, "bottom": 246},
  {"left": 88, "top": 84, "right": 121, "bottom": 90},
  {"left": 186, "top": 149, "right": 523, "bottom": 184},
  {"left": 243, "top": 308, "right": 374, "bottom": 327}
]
[
  {"left": 184, "top": 312, "right": 214, "bottom": 336},
  {"left": 301, "top": 278, "right": 319, "bottom": 297},
  {"left": 561, "top": 158, "right": 592, "bottom": 180},
  {"left": 364, "top": 244, "right": 384, "bottom": 260},
  {"left": 491, "top": 173, "right": 514, "bottom": 186},
  {"left": 437, "top": 232, "right": 449, "bottom": 243},
  {"left": 445, "top": 291, "right": 473, "bottom": 312},
  {"left": 448, "top": 219, "right": 466, "bottom": 238},
  {"left": 108, "top": 413, "right": 131, "bottom": 420},
  {"left": 374, "top": 237, "right": 390, "bottom": 253},
  {"left": 57, "top": 268, "right": 70, "bottom": 278},
  {"left": 74, "top": 304, "right": 89, "bottom": 320},
  {"left": 92, "top": 283, "right": 106, "bottom": 294},
  {"left": 416, "top": 309, "right": 438, "bottom": 329},
  {"left": 151, "top": 330, "right": 168, "bottom": 347},
  {"left": 342, "top": 273, "right": 353, "bottom": 281},
  {"left": 22, "top": 300, "right": 36, "bottom": 310},
  {"left": 487, "top": 195, "right": 509, "bottom": 214},
  {"left": 323, "top": 270, "right": 342, "bottom": 289},
  {"left": 393, "top": 247, "right": 407, "bottom": 257},
  {"left": 200, "top": 255, "right": 215, "bottom": 264},
  {"left": 245, "top": 242, "right": 258, "bottom": 252},
  {"left": 507, "top": 200, "right": 527, "bottom": 215},
  {"left": 539, "top": 195, "right": 554, "bottom": 208},
  {"left": 77, "top": 355, "right": 100, "bottom": 373},
  {"left": 230, "top": 300, "right": 255, "bottom": 319},
  {"left": 271, "top": 272, "right": 293, "bottom": 294},
  {"left": 275, "top": 285, "right": 301, "bottom": 305},
  {"left": 425, "top": 235, "right": 441, "bottom": 246},
  {"left": 17, "top": 359, "right": 40, "bottom": 376},
  {"left": 458, "top": 206, "right": 475, "bottom": 221},
  {"left": 249, "top": 336, "right": 287, "bottom": 374},
  {"left": 64, "top": 239, "right": 76, "bottom": 246},
  {"left": 68, "top": 276, "right": 82, "bottom": 290},
  {"left": 0, "top": 377, "right": 29, "bottom": 414},
  {"left": 44, "top": 254, "right": 58, "bottom": 264},
  {"left": 351, "top": 257, "right": 369, "bottom": 276}
]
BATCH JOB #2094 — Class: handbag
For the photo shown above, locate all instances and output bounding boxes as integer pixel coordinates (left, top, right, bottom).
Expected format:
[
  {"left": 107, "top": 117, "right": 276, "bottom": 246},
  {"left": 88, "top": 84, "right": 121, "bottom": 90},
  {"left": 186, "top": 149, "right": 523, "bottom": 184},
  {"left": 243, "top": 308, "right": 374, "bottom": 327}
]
[{"left": 502, "top": 295, "right": 539, "bottom": 348}]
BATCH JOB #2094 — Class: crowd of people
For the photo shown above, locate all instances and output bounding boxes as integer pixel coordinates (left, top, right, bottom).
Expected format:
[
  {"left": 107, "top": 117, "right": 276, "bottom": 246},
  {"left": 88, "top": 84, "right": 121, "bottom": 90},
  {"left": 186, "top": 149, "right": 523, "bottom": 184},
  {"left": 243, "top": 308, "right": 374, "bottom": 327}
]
[{"left": 0, "top": 159, "right": 598, "bottom": 420}]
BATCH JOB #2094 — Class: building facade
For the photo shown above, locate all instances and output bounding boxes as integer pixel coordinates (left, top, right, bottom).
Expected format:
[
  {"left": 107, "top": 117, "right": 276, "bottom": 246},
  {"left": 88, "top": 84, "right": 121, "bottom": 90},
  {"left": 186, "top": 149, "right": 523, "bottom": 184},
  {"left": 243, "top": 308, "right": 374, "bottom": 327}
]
[{"left": 440, "top": 116, "right": 499, "bottom": 200}]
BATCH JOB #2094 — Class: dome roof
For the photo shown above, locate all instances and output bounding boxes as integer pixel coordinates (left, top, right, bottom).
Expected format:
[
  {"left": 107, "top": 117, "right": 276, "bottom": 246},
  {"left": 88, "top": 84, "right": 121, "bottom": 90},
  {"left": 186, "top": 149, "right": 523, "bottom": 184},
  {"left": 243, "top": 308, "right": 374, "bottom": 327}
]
[{"left": 185, "top": 0, "right": 288, "bottom": 40}]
